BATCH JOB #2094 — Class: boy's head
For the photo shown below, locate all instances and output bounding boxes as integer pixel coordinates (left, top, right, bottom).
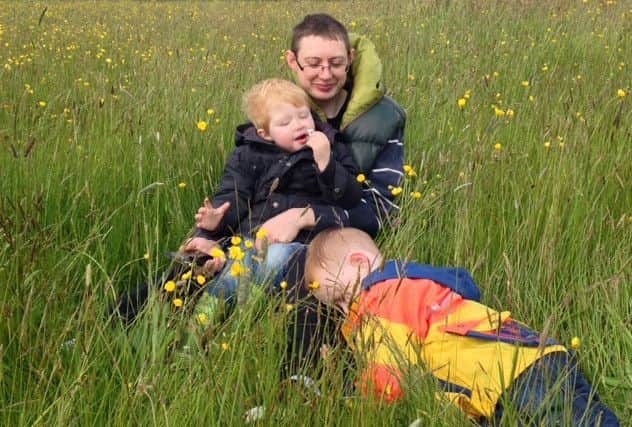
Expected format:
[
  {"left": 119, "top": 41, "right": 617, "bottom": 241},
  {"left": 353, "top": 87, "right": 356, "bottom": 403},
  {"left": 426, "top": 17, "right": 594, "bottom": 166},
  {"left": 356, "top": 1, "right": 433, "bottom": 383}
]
[
  {"left": 305, "top": 228, "right": 383, "bottom": 312},
  {"left": 243, "top": 79, "right": 316, "bottom": 152},
  {"left": 286, "top": 14, "right": 354, "bottom": 104}
]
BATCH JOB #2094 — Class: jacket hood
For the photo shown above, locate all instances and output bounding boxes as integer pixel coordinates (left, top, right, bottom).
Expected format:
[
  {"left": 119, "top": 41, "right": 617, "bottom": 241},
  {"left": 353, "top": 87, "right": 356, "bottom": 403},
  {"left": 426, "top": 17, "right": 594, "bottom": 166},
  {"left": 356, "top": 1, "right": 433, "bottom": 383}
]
[
  {"left": 234, "top": 122, "right": 280, "bottom": 149},
  {"left": 309, "top": 34, "right": 386, "bottom": 130}
]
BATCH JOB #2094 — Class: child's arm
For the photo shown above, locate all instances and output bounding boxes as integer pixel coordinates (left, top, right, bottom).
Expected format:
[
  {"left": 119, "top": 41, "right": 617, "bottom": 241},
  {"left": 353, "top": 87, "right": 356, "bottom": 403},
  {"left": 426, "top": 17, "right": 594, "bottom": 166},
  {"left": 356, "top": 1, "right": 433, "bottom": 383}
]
[
  {"left": 194, "top": 147, "right": 256, "bottom": 240},
  {"left": 308, "top": 131, "right": 363, "bottom": 209}
]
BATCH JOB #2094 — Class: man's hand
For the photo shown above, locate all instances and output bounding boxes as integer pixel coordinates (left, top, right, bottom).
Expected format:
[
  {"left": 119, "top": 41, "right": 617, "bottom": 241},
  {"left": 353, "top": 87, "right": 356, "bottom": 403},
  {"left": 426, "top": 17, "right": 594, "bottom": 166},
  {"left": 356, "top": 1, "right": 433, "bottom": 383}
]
[
  {"left": 195, "top": 198, "right": 230, "bottom": 231},
  {"left": 255, "top": 208, "right": 315, "bottom": 251},
  {"left": 305, "top": 131, "right": 331, "bottom": 172},
  {"left": 180, "top": 237, "right": 226, "bottom": 275}
]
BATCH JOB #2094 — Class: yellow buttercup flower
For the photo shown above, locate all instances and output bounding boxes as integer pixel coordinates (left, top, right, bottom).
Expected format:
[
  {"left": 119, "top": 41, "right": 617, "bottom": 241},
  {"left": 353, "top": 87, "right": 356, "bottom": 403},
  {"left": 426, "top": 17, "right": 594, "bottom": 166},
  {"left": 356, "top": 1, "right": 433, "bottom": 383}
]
[
  {"left": 173, "top": 298, "right": 183, "bottom": 308},
  {"left": 617, "top": 89, "right": 626, "bottom": 98},
  {"left": 164, "top": 280, "right": 176, "bottom": 293},
  {"left": 197, "top": 313, "right": 209, "bottom": 325},
  {"left": 178, "top": 182, "right": 186, "bottom": 189},
  {"left": 255, "top": 228, "right": 268, "bottom": 240},
  {"left": 391, "top": 187, "right": 403, "bottom": 196},
  {"left": 279, "top": 281, "right": 288, "bottom": 290},
  {"left": 143, "top": 253, "right": 150, "bottom": 260},
  {"left": 463, "top": 89, "right": 472, "bottom": 99},
  {"left": 544, "top": 141, "right": 551, "bottom": 149},
  {"left": 356, "top": 174, "right": 366, "bottom": 183},
  {"left": 411, "top": 191, "right": 422, "bottom": 199},
  {"left": 403, "top": 165, "right": 412, "bottom": 173},
  {"left": 506, "top": 109, "right": 515, "bottom": 118},
  {"left": 494, "top": 107, "right": 506, "bottom": 118},
  {"left": 521, "top": 80, "right": 530, "bottom": 87},
  {"left": 308, "top": 281, "right": 320, "bottom": 290},
  {"left": 571, "top": 336, "right": 581, "bottom": 349},
  {"left": 228, "top": 245, "right": 245, "bottom": 261},
  {"left": 244, "top": 240, "right": 254, "bottom": 249},
  {"left": 38, "top": 100, "right": 47, "bottom": 108},
  {"left": 181, "top": 270, "right": 192, "bottom": 281},
  {"left": 196, "top": 275, "right": 206, "bottom": 285},
  {"left": 231, "top": 236, "right": 242, "bottom": 246},
  {"left": 494, "top": 143, "right": 503, "bottom": 152},
  {"left": 457, "top": 98, "right": 467, "bottom": 109},
  {"left": 407, "top": 168, "right": 417, "bottom": 177},
  {"left": 197, "top": 120, "right": 208, "bottom": 132},
  {"left": 221, "top": 342, "right": 230, "bottom": 351},
  {"left": 210, "top": 247, "right": 225, "bottom": 259},
  {"left": 230, "top": 262, "right": 247, "bottom": 277},
  {"left": 285, "top": 304, "right": 294, "bottom": 312},
  {"left": 206, "top": 108, "right": 215, "bottom": 116}
]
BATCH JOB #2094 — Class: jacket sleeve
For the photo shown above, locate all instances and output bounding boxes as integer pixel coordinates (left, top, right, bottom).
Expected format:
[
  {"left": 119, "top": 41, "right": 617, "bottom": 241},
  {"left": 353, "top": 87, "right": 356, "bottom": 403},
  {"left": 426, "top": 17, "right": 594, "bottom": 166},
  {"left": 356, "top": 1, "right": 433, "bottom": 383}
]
[
  {"left": 194, "top": 147, "right": 256, "bottom": 241},
  {"left": 353, "top": 317, "right": 406, "bottom": 403},
  {"left": 346, "top": 128, "right": 405, "bottom": 237},
  {"left": 316, "top": 139, "right": 363, "bottom": 209}
]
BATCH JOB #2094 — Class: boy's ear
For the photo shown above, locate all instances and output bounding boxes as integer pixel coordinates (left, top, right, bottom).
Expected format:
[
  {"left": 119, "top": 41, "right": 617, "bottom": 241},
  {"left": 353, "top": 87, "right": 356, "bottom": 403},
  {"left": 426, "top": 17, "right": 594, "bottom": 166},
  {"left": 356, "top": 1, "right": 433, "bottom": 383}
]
[
  {"left": 348, "top": 48, "right": 356, "bottom": 64},
  {"left": 348, "top": 252, "right": 371, "bottom": 274},
  {"left": 257, "top": 128, "right": 273, "bottom": 141}
]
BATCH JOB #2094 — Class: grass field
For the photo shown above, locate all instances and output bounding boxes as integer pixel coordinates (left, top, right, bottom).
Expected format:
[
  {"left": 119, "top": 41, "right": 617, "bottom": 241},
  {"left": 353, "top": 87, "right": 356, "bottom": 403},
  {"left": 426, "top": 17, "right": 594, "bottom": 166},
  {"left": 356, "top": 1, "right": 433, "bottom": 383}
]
[{"left": 1, "top": 1, "right": 630, "bottom": 425}]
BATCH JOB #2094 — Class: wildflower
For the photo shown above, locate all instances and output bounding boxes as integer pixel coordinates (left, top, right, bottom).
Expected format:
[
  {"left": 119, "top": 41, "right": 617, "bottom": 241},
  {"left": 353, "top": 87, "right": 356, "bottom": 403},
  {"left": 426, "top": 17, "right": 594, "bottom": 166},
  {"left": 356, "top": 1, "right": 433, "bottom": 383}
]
[
  {"left": 279, "top": 281, "right": 288, "bottom": 290},
  {"left": 407, "top": 168, "right": 417, "bottom": 177},
  {"left": 521, "top": 80, "right": 530, "bottom": 87},
  {"left": 228, "top": 246, "right": 245, "bottom": 261},
  {"left": 178, "top": 182, "right": 186, "bottom": 189},
  {"left": 230, "top": 262, "right": 247, "bottom": 277},
  {"left": 529, "top": 95, "right": 535, "bottom": 102},
  {"left": 38, "top": 100, "right": 47, "bottom": 108},
  {"left": 206, "top": 108, "right": 215, "bottom": 116},
  {"left": 391, "top": 187, "right": 403, "bottom": 196},
  {"left": 196, "top": 275, "right": 206, "bottom": 285},
  {"left": 181, "top": 270, "right": 192, "bottom": 281},
  {"left": 571, "top": 336, "right": 581, "bottom": 349},
  {"left": 285, "top": 304, "right": 294, "bottom": 312},
  {"left": 559, "top": 142, "right": 565, "bottom": 148},
  {"left": 173, "top": 298, "right": 183, "bottom": 308},
  {"left": 164, "top": 280, "right": 176, "bottom": 293},
  {"left": 356, "top": 173, "right": 366, "bottom": 183},
  {"left": 221, "top": 342, "right": 230, "bottom": 351},
  {"left": 541, "top": 64, "right": 549, "bottom": 72},
  {"left": 197, "top": 120, "right": 208, "bottom": 132},
  {"left": 197, "top": 313, "right": 209, "bottom": 325},
  {"left": 617, "top": 89, "right": 627, "bottom": 98},
  {"left": 215, "top": 118, "right": 221, "bottom": 124},
  {"left": 463, "top": 89, "right": 472, "bottom": 99},
  {"left": 231, "top": 236, "right": 242, "bottom": 246},
  {"left": 411, "top": 191, "right": 422, "bottom": 199},
  {"left": 407, "top": 73, "right": 415, "bottom": 81},
  {"left": 506, "top": 109, "right": 515, "bottom": 118},
  {"left": 244, "top": 240, "right": 254, "bottom": 249},
  {"left": 403, "top": 165, "right": 413, "bottom": 173},
  {"left": 544, "top": 141, "right": 551, "bottom": 149},
  {"left": 494, "top": 107, "right": 506, "bottom": 117},
  {"left": 255, "top": 228, "right": 268, "bottom": 240},
  {"left": 308, "top": 281, "right": 320, "bottom": 290},
  {"left": 143, "top": 253, "right": 150, "bottom": 260},
  {"left": 210, "top": 247, "right": 225, "bottom": 259},
  {"left": 457, "top": 98, "right": 467, "bottom": 109},
  {"left": 494, "top": 143, "right": 503, "bottom": 152}
]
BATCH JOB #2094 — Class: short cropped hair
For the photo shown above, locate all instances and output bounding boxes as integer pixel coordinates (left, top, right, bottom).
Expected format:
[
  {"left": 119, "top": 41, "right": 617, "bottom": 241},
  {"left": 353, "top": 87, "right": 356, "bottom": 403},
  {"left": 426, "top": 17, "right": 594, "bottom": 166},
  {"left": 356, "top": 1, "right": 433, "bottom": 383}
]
[
  {"left": 305, "top": 228, "right": 380, "bottom": 285},
  {"left": 242, "top": 79, "right": 310, "bottom": 131},
  {"left": 291, "top": 14, "right": 351, "bottom": 54}
]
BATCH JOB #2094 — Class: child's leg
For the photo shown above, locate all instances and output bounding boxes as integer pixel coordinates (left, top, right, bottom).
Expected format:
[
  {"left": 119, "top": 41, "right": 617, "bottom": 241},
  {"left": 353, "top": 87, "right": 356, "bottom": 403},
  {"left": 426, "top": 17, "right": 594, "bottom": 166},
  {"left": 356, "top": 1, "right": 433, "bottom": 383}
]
[
  {"left": 492, "top": 352, "right": 619, "bottom": 426},
  {"left": 255, "top": 242, "right": 306, "bottom": 289}
]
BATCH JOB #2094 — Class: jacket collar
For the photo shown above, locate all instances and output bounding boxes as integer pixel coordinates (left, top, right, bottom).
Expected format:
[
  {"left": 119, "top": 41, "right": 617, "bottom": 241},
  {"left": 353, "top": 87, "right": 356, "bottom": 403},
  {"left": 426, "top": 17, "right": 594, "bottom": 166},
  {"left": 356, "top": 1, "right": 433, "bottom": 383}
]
[{"left": 361, "top": 260, "right": 482, "bottom": 302}]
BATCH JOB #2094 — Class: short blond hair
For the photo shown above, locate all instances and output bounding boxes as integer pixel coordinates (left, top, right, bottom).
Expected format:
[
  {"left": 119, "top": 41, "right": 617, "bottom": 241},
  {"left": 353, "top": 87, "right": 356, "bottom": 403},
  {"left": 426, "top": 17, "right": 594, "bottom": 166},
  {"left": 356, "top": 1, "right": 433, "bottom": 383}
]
[
  {"left": 242, "top": 79, "right": 310, "bottom": 131},
  {"left": 305, "top": 228, "right": 381, "bottom": 284}
]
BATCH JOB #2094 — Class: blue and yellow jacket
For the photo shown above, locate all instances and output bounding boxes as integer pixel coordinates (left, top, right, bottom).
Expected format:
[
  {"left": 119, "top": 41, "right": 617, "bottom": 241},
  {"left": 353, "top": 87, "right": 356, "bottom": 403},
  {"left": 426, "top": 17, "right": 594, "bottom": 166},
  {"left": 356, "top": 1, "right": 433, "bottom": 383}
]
[{"left": 342, "top": 260, "right": 567, "bottom": 418}]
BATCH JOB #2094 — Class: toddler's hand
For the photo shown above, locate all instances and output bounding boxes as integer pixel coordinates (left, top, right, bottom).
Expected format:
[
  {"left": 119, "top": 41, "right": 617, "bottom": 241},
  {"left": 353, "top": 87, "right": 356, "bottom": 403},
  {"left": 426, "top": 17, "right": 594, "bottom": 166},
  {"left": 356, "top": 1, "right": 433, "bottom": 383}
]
[
  {"left": 305, "top": 130, "right": 331, "bottom": 172},
  {"left": 195, "top": 198, "right": 230, "bottom": 231}
]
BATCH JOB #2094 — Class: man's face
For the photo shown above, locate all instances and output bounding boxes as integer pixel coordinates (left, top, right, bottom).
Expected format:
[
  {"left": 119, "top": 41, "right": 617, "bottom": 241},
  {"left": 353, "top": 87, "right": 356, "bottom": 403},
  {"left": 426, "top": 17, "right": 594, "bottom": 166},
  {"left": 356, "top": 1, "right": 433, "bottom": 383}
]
[
  {"left": 287, "top": 35, "right": 352, "bottom": 103},
  {"left": 258, "top": 103, "right": 315, "bottom": 152}
]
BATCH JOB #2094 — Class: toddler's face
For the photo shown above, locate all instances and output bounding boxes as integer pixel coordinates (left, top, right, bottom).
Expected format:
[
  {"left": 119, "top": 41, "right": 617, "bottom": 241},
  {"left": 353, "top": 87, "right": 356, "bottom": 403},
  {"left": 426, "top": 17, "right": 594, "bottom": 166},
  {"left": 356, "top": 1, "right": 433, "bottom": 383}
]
[
  {"left": 260, "top": 103, "right": 315, "bottom": 152},
  {"left": 309, "top": 259, "right": 360, "bottom": 313}
]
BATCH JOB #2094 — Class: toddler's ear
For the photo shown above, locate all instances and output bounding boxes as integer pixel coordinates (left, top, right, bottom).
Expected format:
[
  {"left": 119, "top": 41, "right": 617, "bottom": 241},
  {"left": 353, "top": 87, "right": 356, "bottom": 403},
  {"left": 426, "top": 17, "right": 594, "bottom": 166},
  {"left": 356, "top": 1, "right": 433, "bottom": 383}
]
[{"left": 257, "top": 128, "right": 272, "bottom": 141}]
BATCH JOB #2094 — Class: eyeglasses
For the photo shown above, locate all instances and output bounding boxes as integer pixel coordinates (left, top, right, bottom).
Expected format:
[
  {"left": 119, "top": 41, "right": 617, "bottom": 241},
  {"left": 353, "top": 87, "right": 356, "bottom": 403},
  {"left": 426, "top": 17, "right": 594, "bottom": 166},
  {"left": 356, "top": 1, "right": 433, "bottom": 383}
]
[{"left": 294, "top": 53, "right": 350, "bottom": 75}]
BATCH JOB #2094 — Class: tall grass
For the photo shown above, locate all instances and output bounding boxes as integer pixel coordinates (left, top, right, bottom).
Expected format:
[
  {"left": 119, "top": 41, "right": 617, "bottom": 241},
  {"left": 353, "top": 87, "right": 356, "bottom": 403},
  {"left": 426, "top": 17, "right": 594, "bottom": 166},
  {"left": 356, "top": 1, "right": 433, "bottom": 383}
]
[{"left": 1, "top": 1, "right": 630, "bottom": 425}]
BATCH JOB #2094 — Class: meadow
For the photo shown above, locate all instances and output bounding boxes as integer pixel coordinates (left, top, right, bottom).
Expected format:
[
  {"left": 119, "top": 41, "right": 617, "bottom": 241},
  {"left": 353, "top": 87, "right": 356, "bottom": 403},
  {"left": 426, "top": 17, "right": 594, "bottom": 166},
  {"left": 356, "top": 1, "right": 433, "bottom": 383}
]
[{"left": 1, "top": 0, "right": 630, "bottom": 425}]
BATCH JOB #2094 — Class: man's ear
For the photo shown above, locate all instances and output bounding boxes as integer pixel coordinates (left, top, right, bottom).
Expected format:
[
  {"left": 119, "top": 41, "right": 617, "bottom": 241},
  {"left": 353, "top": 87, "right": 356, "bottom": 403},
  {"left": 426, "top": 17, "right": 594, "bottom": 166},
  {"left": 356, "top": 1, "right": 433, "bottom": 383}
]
[
  {"left": 348, "top": 48, "right": 356, "bottom": 64},
  {"left": 286, "top": 50, "right": 299, "bottom": 71},
  {"left": 257, "top": 128, "right": 273, "bottom": 141}
]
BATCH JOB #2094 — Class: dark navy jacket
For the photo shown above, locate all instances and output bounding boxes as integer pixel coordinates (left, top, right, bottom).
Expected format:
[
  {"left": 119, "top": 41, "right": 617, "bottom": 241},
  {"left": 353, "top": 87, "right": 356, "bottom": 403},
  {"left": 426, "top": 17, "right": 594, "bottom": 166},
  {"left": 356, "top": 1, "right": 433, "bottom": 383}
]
[{"left": 196, "top": 119, "right": 362, "bottom": 243}]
